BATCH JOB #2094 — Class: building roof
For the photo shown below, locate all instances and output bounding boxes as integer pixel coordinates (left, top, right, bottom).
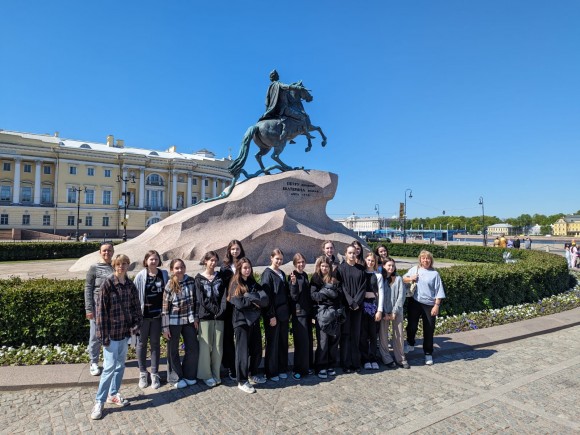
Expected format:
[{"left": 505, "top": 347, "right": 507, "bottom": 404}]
[{"left": 488, "top": 223, "right": 514, "bottom": 228}]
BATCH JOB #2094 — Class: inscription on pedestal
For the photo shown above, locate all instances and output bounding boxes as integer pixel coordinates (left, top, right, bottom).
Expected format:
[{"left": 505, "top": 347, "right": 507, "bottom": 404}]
[{"left": 282, "top": 181, "right": 321, "bottom": 197}]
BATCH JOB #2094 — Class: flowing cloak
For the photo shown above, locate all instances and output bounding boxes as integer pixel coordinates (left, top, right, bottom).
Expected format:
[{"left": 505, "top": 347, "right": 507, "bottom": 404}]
[{"left": 259, "top": 81, "right": 285, "bottom": 121}]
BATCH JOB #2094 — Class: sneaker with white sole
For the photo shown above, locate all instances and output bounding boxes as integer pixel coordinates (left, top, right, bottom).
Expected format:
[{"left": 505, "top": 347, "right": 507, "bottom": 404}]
[
  {"left": 269, "top": 375, "right": 280, "bottom": 382},
  {"left": 89, "top": 363, "right": 100, "bottom": 376},
  {"left": 204, "top": 378, "right": 217, "bottom": 387},
  {"left": 151, "top": 373, "right": 161, "bottom": 390},
  {"left": 425, "top": 355, "right": 434, "bottom": 366},
  {"left": 106, "top": 393, "right": 129, "bottom": 407},
  {"left": 184, "top": 378, "right": 197, "bottom": 386},
  {"left": 174, "top": 379, "right": 187, "bottom": 389},
  {"left": 363, "top": 362, "right": 372, "bottom": 370},
  {"left": 249, "top": 375, "right": 266, "bottom": 385},
  {"left": 90, "top": 402, "right": 103, "bottom": 420},
  {"left": 371, "top": 362, "right": 380, "bottom": 370},
  {"left": 317, "top": 369, "right": 328, "bottom": 379},
  {"left": 327, "top": 368, "right": 337, "bottom": 376},
  {"left": 138, "top": 372, "right": 148, "bottom": 389},
  {"left": 238, "top": 381, "right": 256, "bottom": 394},
  {"left": 279, "top": 373, "right": 288, "bottom": 379},
  {"left": 404, "top": 343, "right": 414, "bottom": 353}
]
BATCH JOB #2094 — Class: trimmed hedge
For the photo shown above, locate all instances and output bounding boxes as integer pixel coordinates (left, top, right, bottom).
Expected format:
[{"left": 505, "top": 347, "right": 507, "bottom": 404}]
[
  {"left": 368, "top": 243, "right": 571, "bottom": 316},
  {"left": 0, "top": 242, "right": 102, "bottom": 261},
  {"left": 0, "top": 244, "right": 572, "bottom": 347}
]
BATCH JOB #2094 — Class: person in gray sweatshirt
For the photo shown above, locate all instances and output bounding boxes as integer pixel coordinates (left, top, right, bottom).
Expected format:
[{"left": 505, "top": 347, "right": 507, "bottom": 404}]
[{"left": 85, "top": 242, "right": 114, "bottom": 376}]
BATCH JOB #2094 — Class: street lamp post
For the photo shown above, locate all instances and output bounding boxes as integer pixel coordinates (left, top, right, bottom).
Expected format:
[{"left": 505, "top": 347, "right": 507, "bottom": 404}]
[
  {"left": 479, "top": 196, "right": 486, "bottom": 246},
  {"left": 117, "top": 174, "right": 136, "bottom": 242},
  {"left": 71, "top": 186, "right": 87, "bottom": 242},
  {"left": 403, "top": 189, "right": 413, "bottom": 243}
]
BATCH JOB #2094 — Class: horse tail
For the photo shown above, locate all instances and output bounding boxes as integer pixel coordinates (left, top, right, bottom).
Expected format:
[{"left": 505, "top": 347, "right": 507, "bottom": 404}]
[{"left": 228, "top": 124, "right": 258, "bottom": 178}]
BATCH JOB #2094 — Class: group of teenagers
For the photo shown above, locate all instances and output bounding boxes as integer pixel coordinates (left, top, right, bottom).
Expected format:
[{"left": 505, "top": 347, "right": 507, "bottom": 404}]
[{"left": 85, "top": 239, "right": 445, "bottom": 420}]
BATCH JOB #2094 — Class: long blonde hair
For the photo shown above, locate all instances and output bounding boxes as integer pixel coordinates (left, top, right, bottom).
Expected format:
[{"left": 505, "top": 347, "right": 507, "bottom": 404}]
[{"left": 169, "top": 258, "right": 186, "bottom": 294}]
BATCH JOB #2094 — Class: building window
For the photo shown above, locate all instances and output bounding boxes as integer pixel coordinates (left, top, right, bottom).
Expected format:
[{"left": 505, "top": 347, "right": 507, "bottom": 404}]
[
  {"left": 146, "top": 174, "right": 164, "bottom": 186},
  {"left": 192, "top": 179, "right": 197, "bottom": 186},
  {"left": 3, "top": 162, "right": 11, "bottom": 171},
  {"left": 178, "top": 174, "right": 185, "bottom": 183},
  {"left": 0, "top": 186, "right": 11, "bottom": 201},
  {"left": 0, "top": 214, "right": 8, "bottom": 225},
  {"left": 41, "top": 187, "right": 52, "bottom": 204},
  {"left": 104, "top": 169, "right": 111, "bottom": 178},
  {"left": 85, "top": 189, "right": 94, "bottom": 204},
  {"left": 67, "top": 216, "right": 75, "bottom": 226},
  {"left": 87, "top": 167, "right": 95, "bottom": 176},
  {"left": 204, "top": 179, "right": 209, "bottom": 187},
  {"left": 85, "top": 216, "right": 93, "bottom": 227},
  {"left": 43, "top": 215, "right": 50, "bottom": 226},
  {"left": 103, "top": 190, "right": 112, "bottom": 205},
  {"left": 22, "top": 214, "right": 30, "bottom": 225},
  {"left": 102, "top": 216, "right": 110, "bottom": 227},
  {"left": 43, "top": 165, "right": 51, "bottom": 175},
  {"left": 24, "top": 164, "right": 32, "bottom": 173},
  {"left": 69, "top": 166, "right": 77, "bottom": 175},
  {"left": 67, "top": 188, "right": 77, "bottom": 203},
  {"left": 192, "top": 196, "right": 198, "bottom": 204},
  {"left": 21, "top": 187, "right": 32, "bottom": 203}
]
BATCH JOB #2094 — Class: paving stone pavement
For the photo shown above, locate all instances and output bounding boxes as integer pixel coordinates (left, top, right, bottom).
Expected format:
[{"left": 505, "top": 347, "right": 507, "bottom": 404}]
[{"left": 1, "top": 326, "right": 579, "bottom": 434}]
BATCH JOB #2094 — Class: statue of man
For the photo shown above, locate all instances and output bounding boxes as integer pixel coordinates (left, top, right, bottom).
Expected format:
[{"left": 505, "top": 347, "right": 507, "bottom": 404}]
[{"left": 259, "top": 70, "right": 305, "bottom": 142}]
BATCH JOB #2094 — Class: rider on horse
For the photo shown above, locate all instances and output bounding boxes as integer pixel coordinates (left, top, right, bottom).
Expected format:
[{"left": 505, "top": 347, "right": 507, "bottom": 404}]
[{"left": 259, "top": 70, "right": 310, "bottom": 143}]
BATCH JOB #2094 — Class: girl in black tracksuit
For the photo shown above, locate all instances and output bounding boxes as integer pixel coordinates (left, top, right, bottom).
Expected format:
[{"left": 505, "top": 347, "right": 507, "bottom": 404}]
[
  {"left": 288, "top": 253, "right": 313, "bottom": 379},
  {"left": 228, "top": 257, "right": 268, "bottom": 392},
  {"left": 360, "top": 253, "right": 382, "bottom": 370},
  {"left": 261, "top": 249, "right": 290, "bottom": 381},
  {"left": 310, "top": 255, "right": 342, "bottom": 378}
]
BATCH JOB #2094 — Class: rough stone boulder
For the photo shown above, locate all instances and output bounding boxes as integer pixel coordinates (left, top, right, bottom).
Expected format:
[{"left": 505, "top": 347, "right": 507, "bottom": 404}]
[{"left": 70, "top": 170, "right": 360, "bottom": 272}]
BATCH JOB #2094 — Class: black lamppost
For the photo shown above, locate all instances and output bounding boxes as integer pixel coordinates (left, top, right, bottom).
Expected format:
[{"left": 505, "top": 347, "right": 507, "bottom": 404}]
[
  {"left": 71, "top": 186, "right": 87, "bottom": 242},
  {"left": 117, "top": 174, "right": 136, "bottom": 242},
  {"left": 403, "top": 189, "right": 413, "bottom": 243},
  {"left": 479, "top": 196, "right": 486, "bottom": 246}
]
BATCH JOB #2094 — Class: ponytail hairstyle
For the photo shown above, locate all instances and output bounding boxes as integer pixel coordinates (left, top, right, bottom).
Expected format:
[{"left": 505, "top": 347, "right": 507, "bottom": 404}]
[
  {"left": 228, "top": 257, "right": 255, "bottom": 301},
  {"left": 169, "top": 258, "right": 186, "bottom": 294}
]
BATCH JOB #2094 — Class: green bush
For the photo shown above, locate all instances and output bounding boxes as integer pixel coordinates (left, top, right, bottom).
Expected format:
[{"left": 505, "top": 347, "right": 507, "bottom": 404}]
[
  {"left": 368, "top": 243, "right": 571, "bottom": 316},
  {"left": 0, "top": 242, "right": 102, "bottom": 261},
  {"left": 0, "top": 277, "right": 88, "bottom": 346}
]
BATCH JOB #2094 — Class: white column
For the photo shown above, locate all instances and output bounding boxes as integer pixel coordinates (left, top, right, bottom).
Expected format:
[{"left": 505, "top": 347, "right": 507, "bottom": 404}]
[
  {"left": 172, "top": 172, "right": 178, "bottom": 210},
  {"left": 201, "top": 176, "right": 206, "bottom": 200},
  {"left": 34, "top": 160, "right": 42, "bottom": 205},
  {"left": 12, "top": 158, "right": 21, "bottom": 204},
  {"left": 212, "top": 177, "right": 217, "bottom": 197},
  {"left": 139, "top": 167, "right": 145, "bottom": 209},
  {"left": 186, "top": 173, "right": 192, "bottom": 207}
]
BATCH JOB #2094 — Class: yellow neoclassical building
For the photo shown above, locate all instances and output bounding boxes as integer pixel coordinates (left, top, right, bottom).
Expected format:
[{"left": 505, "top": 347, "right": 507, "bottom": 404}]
[
  {"left": 0, "top": 129, "right": 232, "bottom": 239},
  {"left": 552, "top": 215, "right": 580, "bottom": 237}
]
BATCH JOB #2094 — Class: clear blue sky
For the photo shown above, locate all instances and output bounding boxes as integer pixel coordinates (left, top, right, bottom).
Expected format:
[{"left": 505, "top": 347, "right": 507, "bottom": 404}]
[{"left": 2, "top": 1, "right": 579, "bottom": 221}]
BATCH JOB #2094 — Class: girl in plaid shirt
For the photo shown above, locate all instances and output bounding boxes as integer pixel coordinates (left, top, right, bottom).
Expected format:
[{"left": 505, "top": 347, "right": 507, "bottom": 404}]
[{"left": 162, "top": 259, "right": 199, "bottom": 389}]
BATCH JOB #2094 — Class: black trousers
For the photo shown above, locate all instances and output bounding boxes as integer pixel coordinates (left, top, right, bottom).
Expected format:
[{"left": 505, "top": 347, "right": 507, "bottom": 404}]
[
  {"left": 292, "top": 315, "right": 313, "bottom": 375},
  {"left": 340, "top": 308, "right": 362, "bottom": 370},
  {"left": 222, "top": 303, "right": 236, "bottom": 375},
  {"left": 234, "top": 322, "right": 262, "bottom": 383},
  {"left": 264, "top": 318, "right": 289, "bottom": 378},
  {"left": 360, "top": 312, "right": 378, "bottom": 364},
  {"left": 314, "top": 322, "right": 339, "bottom": 371},
  {"left": 167, "top": 323, "right": 198, "bottom": 384},
  {"left": 406, "top": 298, "right": 437, "bottom": 355}
]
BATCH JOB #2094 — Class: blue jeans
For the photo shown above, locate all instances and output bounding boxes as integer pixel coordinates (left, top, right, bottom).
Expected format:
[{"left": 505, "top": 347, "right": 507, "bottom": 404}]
[{"left": 95, "top": 338, "right": 129, "bottom": 403}]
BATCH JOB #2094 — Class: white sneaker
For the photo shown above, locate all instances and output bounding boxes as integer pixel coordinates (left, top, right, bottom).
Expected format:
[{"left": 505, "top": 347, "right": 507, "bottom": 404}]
[
  {"left": 106, "top": 393, "right": 129, "bottom": 407},
  {"left": 204, "top": 378, "right": 217, "bottom": 387},
  {"left": 90, "top": 402, "right": 103, "bottom": 420},
  {"left": 89, "top": 363, "right": 100, "bottom": 376},
  {"left": 175, "top": 379, "right": 187, "bottom": 389},
  {"left": 138, "top": 372, "right": 148, "bottom": 389},
  {"left": 184, "top": 378, "right": 197, "bottom": 386},
  {"left": 371, "top": 362, "right": 380, "bottom": 370},
  {"left": 238, "top": 381, "right": 256, "bottom": 394},
  {"left": 425, "top": 355, "right": 434, "bottom": 366},
  {"left": 317, "top": 370, "right": 328, "bottom": 379},
  {"left": 279, "top": 373, "right": 288, "bottom": 379},
  {"left": 404, "top": 343, "right": 414, "bottom": 354},
  {"left": 249, "top": 375, "right": 266, "bottom": 385},
  {"left": 363, "top": 362, "right": 372, "bottom": 370},
  {"left": 151, "top": 373, "right": 161, "bottom": 390}
]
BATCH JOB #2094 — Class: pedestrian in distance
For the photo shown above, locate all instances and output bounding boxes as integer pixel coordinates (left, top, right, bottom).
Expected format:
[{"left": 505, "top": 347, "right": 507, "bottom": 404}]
[
  {"left": 162, "top": 259, "right": 199, "bottom": 389},
  {"left": 403, "top": 250, "right": 445, "bottom": 366},
  {"left": 90, "top": 254, "right": 142, "bottom": 420},
  {"left": 288, "top": 252, "right": 313, "bottom": 379},
  {"left": 261, "top": 249, "right": 290, "bottom": 382},
  {"left": 85, "top": 242, "right": 114, "bottom": 377},
  {"left": 228, "top": 257, "right": 269, "bottom": 393},
  {"left": 195, "top": 251, "right": 227, "bottom": 388},
  {"left": 134, "top": 250, "right": 169, "bottom": 390}
]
